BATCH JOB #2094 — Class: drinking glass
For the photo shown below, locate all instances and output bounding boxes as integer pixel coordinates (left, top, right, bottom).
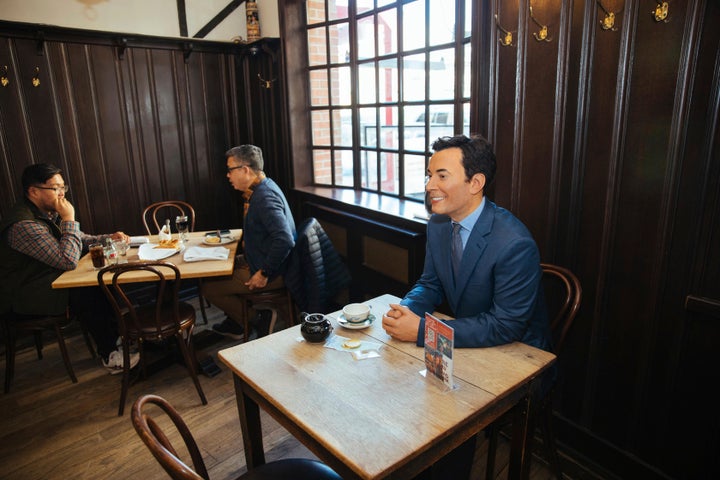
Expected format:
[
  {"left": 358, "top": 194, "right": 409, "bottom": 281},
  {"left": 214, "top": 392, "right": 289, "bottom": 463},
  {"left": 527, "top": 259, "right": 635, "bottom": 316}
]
[
  {"left": 113, "top": 239, "right": 129, "bottom": 263},
  {"left": 175, "top": 215, "right": 189, "bottom": 243},
  {"left": 89, "top": 243, "right": 105, "bottom": 270}
]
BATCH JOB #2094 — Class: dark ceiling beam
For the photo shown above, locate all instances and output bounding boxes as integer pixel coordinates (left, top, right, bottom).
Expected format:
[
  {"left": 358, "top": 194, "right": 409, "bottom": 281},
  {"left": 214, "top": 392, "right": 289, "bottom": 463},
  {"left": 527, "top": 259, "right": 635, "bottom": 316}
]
[
  {"left": 177, "top": 0, "right": 188, "bottom": 37},
  {"left": 193, "top": 0, "right": 245, "bottom": 39}
]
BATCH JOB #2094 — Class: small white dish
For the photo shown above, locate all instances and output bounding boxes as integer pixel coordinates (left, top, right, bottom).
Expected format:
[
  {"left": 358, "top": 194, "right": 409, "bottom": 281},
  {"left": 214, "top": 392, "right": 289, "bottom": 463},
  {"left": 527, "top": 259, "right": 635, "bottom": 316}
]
[
  {"left": 138, "top": 243, "right": 182, "bottom": 261},
  {"left": 337, "top": 313, "right": 375, "bottom": 329},
  {"left": 203, "top": 236, "right": 235, "bottom": 245}
]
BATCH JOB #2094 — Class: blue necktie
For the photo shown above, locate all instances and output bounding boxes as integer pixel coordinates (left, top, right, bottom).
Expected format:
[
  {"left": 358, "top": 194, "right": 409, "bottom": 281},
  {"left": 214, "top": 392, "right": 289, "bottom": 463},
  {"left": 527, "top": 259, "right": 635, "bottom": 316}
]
[{"left": 451, "top": 222, "right": 463, "bottom": 280}]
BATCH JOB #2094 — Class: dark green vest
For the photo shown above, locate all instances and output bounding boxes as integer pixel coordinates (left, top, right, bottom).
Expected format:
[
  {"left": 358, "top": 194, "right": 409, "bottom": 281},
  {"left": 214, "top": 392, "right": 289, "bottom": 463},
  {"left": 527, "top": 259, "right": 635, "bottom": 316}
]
[{"left": 0, "top": 198, "right": 68, "bottom": 315}]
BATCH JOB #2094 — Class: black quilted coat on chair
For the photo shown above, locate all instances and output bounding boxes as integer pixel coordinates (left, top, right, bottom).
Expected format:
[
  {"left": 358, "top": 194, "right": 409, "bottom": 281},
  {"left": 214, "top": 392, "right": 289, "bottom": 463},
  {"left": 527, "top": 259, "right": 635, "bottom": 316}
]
[{"left": 284, "top": 217, "right": 351, "bottom": 314}]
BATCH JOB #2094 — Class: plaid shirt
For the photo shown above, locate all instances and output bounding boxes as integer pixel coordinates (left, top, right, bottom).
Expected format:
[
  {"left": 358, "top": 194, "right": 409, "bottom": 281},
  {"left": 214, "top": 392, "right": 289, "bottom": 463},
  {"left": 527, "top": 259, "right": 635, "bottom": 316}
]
[{"left": 6, "top": 212, "right": 108, "bottom": 271}]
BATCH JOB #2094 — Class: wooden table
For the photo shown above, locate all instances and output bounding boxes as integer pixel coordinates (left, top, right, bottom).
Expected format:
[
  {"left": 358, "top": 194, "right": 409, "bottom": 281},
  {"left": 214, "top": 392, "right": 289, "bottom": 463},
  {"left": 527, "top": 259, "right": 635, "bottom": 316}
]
[
  {"left": 51, "top": 229, "right": 241, "bottom": 288},
  {"left": 218, "top": 293, "right": 556, "bottom": 480}
]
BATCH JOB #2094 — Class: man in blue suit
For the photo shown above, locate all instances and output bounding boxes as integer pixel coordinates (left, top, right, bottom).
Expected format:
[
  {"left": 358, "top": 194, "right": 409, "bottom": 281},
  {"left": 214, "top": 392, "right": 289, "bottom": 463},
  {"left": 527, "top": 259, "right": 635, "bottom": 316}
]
[
  {"left": 383, "top": 134, "right": 550, "bottom": 351},
  {"left": 382, "top": 134, "right": 552, "bottom": 480}
]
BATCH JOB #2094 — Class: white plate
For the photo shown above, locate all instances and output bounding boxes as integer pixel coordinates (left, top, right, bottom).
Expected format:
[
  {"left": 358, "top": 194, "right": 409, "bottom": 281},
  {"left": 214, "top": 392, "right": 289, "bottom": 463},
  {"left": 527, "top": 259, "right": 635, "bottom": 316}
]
[
  {"left": 202, "top": 236, "right": 235, "bottom": 245},
  {"left": 337, "top": 313, "right": 375, "bottom": 329},
  {"left": 138, "top": 243, "right": 183, "bottom": 261}
]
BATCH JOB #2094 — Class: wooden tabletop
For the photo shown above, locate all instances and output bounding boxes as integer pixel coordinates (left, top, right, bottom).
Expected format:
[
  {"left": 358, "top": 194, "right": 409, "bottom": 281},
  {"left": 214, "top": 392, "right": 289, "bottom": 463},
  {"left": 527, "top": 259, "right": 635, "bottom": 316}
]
[
  {"left": 51, "top": 229, "right": 241, "bottom": 289},
  {"left": 219, "top": 294, "right": 556, "bottom": 480}
]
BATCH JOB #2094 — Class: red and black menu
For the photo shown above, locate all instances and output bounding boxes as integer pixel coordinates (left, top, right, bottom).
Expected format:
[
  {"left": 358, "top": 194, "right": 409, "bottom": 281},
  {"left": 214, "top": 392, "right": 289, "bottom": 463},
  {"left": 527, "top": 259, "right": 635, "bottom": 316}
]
[{"left": 423, "top": 312, "right": 455, "bottom": 390}]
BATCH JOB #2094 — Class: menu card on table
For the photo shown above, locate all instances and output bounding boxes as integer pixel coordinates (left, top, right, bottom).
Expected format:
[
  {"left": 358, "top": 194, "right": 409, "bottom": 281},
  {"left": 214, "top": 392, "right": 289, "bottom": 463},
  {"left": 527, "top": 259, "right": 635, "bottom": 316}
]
[{"left": 423, "top": 312, "right": 455, "bottom": 390}]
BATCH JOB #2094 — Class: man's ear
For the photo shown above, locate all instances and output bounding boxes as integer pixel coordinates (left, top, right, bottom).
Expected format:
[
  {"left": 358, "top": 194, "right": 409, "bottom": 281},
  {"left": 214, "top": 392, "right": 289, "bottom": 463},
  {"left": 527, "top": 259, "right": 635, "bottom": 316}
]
[{"left": 469, "top": 173, "right": 486, "bottom": 194}]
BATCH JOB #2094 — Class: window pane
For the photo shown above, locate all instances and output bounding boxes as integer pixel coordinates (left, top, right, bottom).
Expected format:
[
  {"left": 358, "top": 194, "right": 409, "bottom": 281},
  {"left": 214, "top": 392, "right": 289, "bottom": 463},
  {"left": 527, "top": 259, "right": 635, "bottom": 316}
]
[
  {"left": 403, "top": 0, "right": 426, "bottom": 51},
  {"left": 463, "top": 44, "right": 471, "bottom": 98},
  {"left": 361, "top": 150, "right": 378, "bottom": 189},
  {"left": 311, "top": 110, "right": 331, "bottom": 146},
  {"left": 428, "top": 104, "right": 455, "bottom": 140},
  {"left": 333, "top": 108, "right": 353, "bottom": 147},
  {"left": 310, "top": 69, "right": 329, "bottom": 106},
  {"left": 403, "top": 105, "right": 427, "bottom": 152},
  {"left": 463, "top": 103, "right": 470, "bottom": 136},
  {"left": 335, "top": 150, "right": 353, "bottom": 186},
  {"left": 429, "top": 48, "right": 454, "bottom": 100},
  {"left": 378, "top": 57, "right": 398, "bottom": 103},
  {"left": 377, "top": 7, "right": 397, "bottom": 55},
  {"left": 313, "top": 149, "right": 332, "bottom": 184},
  {"left": 306, "top": 0, "right": 326, "bottom": 25},
  {"left": 378, "top": 0, "right": 395, "bottom": 8},
  {"left": 330, "top": 66, "right": 351, "bottom": 105},
  {"left": 357, "top": 15, "right": 375, "bottom": 60},
  {"left": 308, "top": 26, "right": 327, "bottom": 66},
  {"left": 404, "top": 153, "right": 427, "bottom": 200},
  {"left": 403, "top": 53, "right": 425, "bottom": 102},
  {"left": 464, "top": 0, "right": 472, "bottom": 38},
  {"left": 329, "top": 22, "right": 349, "bottom": 64},
  {"left": 356, "top": 0, "right": 374, "bottom": 15},
  {"left": 379, "top": 106, "right": 399, "bottom": 150},
  {"left": 380, "top": 151, "right": 399, "bottom": 194},
  {"left": 358, "top": 60, "right": 377, "bottom": 104},
  {"left": 429, "top": 0, "right": 456, "bottom": 46},
  {"left": 359, "top": 107, "right": 377, "bottom": 147},
  {"left": 328, "top": 0, "right": 349, "bottom": 21}
]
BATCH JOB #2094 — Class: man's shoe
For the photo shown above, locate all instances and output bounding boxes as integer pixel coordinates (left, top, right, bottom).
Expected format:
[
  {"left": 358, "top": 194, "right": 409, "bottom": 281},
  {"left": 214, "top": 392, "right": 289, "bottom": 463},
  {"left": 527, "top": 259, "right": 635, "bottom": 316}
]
[
  {"left": 102, "top": 350, "right": 140, "bottom": 375},
  {"left": 212, "top": 318, "right": 245, "bottom": 340}
]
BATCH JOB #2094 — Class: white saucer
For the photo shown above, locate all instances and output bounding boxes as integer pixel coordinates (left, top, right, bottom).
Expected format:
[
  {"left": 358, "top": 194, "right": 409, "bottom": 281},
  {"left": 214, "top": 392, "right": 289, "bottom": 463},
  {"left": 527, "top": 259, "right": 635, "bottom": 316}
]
[
  {"left": 337, "top": 313, "right": 375, "bottom": 329},
  {"left": 203, "top": 236, "right": 235, "bottom": 245}
]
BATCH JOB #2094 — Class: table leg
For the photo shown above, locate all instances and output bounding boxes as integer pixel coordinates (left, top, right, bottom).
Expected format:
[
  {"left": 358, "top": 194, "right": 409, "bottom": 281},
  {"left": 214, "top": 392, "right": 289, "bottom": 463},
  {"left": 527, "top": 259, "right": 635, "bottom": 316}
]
[
  {"left": 507, "top": 388, "right": 536, "bottom": 480},
  {"left": 233, "top": 374, "right": 266, "bottom": 469}
]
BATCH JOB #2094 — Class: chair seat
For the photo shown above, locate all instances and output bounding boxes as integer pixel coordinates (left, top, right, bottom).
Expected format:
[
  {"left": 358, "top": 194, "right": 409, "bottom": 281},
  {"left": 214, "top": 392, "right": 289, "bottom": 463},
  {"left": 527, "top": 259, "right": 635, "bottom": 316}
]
[
  {"left": 238, "top": 458, "right": 342, "bottom": 480},
  {"left": 130, "top": 302, "right": 196, "bottom": 338}
]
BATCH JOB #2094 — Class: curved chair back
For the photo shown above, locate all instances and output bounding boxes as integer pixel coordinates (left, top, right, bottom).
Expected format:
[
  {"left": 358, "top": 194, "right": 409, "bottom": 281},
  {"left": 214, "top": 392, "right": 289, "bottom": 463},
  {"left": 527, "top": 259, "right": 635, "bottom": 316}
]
[
  {"left": 540, "top": 263, "right": 582, "bottom": 354},
  {"left": 143, "top": 201, "right": 196, "bottom": 236}
]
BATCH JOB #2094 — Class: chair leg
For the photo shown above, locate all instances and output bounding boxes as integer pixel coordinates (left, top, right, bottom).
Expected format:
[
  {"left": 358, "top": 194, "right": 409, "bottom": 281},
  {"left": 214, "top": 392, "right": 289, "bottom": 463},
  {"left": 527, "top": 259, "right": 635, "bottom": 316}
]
[
  {"left": 118, "top": 342, "right": 133, "bottom": 416},
  {"left": 53, "top": 321, "right": 78, "bottom": 384},
  {"left": 198, "top": 294, "right": 209, "bottom": 325},
  {"left": 4, "top": 323, "right": 17, "bottom": 394},
  {"left": 486, "top": 423, "right": 499, "bottom": 479},
  {"left": 33, "top": 331, "right": 44, "bottom": 359},
  {"left": 174, "top": 332, "right": 207, "bottom": 405}
]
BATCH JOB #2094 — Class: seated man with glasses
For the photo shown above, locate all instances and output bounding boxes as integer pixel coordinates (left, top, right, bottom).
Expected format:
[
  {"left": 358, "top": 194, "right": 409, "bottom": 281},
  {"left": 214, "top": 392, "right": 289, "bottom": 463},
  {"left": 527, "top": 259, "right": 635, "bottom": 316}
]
[{"left": 0, "top": 163, "right": 139, "bottom": 374}]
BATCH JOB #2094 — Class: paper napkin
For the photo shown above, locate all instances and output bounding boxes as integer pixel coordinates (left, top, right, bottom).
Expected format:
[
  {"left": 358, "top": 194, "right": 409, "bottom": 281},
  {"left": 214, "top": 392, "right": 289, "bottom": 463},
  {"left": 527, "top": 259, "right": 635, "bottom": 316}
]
[{"left": 183, "top": 246, "right": 230, "bottom": 262}]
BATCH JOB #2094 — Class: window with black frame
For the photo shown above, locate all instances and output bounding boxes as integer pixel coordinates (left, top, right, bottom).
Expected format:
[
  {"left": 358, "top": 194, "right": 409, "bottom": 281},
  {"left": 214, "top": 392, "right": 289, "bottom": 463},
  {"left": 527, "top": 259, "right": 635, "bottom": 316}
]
[{"left": 306, "top": 0, "right": 472, "bottom": 203}]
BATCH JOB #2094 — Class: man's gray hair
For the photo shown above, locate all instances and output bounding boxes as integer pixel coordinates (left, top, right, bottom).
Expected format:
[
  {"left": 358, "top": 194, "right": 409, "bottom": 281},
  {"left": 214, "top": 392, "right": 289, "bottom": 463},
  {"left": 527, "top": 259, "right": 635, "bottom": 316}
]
[{"left": 226, "top": 145, "right": 264, "bottom": 172}]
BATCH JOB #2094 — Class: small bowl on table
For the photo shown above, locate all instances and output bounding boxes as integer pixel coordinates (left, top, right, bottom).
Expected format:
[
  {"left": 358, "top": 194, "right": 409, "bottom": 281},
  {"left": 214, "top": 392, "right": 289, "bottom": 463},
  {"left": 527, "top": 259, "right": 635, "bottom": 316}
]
[{"left": 342, "top": 303, "right": 371, "bottom": 323}]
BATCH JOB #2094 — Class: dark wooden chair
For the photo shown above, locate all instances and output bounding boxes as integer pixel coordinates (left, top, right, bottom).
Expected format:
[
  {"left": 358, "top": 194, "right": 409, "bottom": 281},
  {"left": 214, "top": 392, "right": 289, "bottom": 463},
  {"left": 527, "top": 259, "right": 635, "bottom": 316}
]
[
  {"left": 239, "top": 289, "right": 296, "bottom": 342},
  {"left": 98, "top": 261, "right": 207, "bottom": 416},
  {"left": 142, "top": 200, "right": 209, "bottom": 324},
  {"left": 131, "top": 394, "right": 343, "bottom": 480},
  {"left": 485, "top": 262, "right": 582, "bottom": 479},
  {"left": 2, "top": 309, "right": 96, "bottom": 393}
]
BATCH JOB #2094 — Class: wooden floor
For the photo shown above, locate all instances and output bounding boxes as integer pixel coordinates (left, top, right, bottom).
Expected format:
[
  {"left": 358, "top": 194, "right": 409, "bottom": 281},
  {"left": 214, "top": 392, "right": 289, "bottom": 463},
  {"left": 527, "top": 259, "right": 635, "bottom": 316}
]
[{"left": 1, "top": 299, "right": 574, "bottom": 480}]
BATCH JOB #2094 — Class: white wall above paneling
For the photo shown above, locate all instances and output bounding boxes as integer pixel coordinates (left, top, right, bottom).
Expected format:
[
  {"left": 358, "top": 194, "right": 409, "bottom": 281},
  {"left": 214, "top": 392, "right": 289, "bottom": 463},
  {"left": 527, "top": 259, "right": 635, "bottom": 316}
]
[{"left": 0, "top": 0, "right": 279, "bottom": 42}]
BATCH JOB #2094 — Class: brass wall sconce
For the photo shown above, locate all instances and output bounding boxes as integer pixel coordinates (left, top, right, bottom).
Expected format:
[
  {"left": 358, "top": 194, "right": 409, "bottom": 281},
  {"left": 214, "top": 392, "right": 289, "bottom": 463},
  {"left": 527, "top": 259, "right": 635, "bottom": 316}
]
[
  {"left": 1, "top": 65, "right": 9, "bottom": 87},
  {"left": 494, "top": 14, "right": 515, "bottom": 47},
  {"left": 32, "top": 67, "right": 40, "bottom": 87},
  {"left": 652, "top": 1, "right": 669, "bottom": 23},
  {"left": 257, "top": 73, "right": 275, "bottom": 89},
  {"left": 597, "top": 1, "right": 621, "bottom": 31},
  {"left": 529, "top": 4, "right": 552, "bottom": 42}
]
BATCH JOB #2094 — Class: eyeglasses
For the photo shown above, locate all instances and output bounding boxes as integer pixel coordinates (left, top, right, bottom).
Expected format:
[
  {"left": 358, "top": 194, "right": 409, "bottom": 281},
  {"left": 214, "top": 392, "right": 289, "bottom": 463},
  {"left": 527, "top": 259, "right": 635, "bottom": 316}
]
[
  {"left": 34, "top": 185, "right": 69, "bottom": 194},
  {"left": 227, "top": 164, "right": 248, "bottom": 174}
]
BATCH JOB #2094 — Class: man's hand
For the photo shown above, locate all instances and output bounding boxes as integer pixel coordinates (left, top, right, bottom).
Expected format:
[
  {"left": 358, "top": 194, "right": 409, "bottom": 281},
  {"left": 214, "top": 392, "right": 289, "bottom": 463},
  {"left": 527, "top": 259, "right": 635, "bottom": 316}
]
[
  {"left": 244, "top": 270, "right": 268, "bottom": 291},
  {"left": 54, "top": 197, "right": 75, "bottom": 222},
  {"left": 382, "top": 303, "right": 421, "bottom": 342},
  {"left": 109, "top": 232, "right": 130, "bottom": 243}
]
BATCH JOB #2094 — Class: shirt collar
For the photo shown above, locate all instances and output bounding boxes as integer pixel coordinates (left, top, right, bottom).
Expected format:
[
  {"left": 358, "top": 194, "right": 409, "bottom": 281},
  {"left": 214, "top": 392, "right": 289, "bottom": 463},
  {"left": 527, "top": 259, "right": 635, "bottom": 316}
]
[{"left": 456, "top": 197, "right": 485, "bottom": 232}]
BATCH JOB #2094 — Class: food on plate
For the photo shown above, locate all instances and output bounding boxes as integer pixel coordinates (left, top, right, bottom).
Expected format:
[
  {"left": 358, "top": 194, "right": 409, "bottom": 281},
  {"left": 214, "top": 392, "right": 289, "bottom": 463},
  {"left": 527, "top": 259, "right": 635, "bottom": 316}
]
[
  {"left": 343, "top": 339, "right": 361, "bottom": 349},
  {"left": 154, "top": 238, "right": 180, "bottom": 249},
  {"left": 204, "top": 236, "right": 221, "bottom": 244}
]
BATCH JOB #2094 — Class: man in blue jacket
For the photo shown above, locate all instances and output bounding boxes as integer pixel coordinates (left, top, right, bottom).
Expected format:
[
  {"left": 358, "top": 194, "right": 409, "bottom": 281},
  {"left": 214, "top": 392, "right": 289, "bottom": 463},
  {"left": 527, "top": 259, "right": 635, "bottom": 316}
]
[
  {"left": 203, "top": 145, "right": 296, "bottom": 338},
  {"left": 382, "top": 134, "right": 551, "bottom": 479}
]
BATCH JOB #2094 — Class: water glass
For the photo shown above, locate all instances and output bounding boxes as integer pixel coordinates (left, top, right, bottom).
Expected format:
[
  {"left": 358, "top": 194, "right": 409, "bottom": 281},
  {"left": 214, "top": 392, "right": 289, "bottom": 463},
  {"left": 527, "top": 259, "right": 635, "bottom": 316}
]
[
  {"left": 89, "top": 243, "right": 105, "bottom": 270},
  {"left": 175, "top": 215, "right": 189, "bottom": 243}
]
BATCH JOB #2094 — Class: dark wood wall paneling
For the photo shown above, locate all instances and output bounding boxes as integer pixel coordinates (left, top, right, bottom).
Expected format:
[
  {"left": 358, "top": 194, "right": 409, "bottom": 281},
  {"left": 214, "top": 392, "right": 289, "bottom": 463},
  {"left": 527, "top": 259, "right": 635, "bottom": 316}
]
[{"left": 0, "top": 22, "right": 288, "bottom": 237}]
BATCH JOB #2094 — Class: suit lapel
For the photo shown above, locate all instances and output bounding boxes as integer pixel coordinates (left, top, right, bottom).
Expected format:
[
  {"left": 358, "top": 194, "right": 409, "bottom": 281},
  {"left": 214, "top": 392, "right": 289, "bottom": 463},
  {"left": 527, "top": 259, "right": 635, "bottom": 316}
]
[{"left": 448, "top": 203, "right": 494, "bottom": 306}]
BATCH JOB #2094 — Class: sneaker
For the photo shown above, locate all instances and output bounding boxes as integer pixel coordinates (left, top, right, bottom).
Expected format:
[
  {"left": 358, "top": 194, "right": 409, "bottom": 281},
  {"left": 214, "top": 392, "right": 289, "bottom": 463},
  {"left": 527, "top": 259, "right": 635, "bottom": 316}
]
[
  {"left": 212, "top": 318, "right": 245, "bottom": 340},
  {"left": 102, "top": 350, "right": 140, "bottom": 375}
]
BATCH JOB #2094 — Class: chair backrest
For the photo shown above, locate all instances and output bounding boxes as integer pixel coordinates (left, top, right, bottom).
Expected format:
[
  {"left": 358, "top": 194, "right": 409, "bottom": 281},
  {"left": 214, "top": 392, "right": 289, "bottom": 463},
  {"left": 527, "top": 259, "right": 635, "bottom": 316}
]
[
  {"left": 131, "top": 394, "right": 209, "bottom": 480},
  {"left": 97, "top": 261, "right": 183, "bottom": 339},
  {"left": 143, "top": 201, "right": 197, "bottom": 236},
  {"left": 540, "top": 263, "right": 582, "bottom": 354}
]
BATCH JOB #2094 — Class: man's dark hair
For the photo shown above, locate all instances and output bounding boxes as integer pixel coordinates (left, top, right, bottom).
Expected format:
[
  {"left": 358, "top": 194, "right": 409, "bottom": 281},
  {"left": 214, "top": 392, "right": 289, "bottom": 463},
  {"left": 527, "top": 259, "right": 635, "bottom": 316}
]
[
  {"left": 431, "top": 134, "right": 496, "bottom": 186},
  {"left": 226, "top": 144, "right": 264, "bottom": 172},
  {"left": 22, "top": 163, "right": 63, "bottom": 194}
]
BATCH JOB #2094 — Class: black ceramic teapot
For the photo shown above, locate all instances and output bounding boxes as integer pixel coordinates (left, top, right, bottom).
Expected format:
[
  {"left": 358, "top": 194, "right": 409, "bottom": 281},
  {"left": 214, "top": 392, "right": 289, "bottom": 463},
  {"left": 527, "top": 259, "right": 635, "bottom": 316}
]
[{"left": 299, "top": 312, "right": 333, "bottom": 343}]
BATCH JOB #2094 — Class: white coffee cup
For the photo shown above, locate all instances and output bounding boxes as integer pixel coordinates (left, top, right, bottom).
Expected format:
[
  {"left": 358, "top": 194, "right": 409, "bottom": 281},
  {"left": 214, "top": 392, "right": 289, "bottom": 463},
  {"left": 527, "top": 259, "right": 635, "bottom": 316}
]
[{"left": 342, "top": 303, "right": 371, "bottom": 323}]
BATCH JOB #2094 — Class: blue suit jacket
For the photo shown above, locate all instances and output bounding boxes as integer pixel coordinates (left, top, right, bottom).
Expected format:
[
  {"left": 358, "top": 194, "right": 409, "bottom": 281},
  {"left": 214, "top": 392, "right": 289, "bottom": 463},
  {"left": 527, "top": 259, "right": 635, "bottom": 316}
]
[{"left": 401, "top": 201, "right": 551, "bottom": 351}]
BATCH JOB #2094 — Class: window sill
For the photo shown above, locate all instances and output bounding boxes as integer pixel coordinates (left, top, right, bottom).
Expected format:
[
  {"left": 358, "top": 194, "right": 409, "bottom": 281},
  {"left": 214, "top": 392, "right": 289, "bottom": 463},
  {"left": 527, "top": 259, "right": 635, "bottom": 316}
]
[{"left": 293, "top": 186, "right": 430, "bottom": 232}]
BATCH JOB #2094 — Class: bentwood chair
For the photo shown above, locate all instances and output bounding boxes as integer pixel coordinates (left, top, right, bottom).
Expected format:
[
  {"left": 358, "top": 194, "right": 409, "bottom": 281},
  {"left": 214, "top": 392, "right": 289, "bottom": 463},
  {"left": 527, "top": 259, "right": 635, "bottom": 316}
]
[
  {"left": 98, "top": 261, "right": 207, "bottom": 416},
  {"left": 142, "top": 200, "right": 209, "bottom": 324},
  {"left": 131, "top": 394, "right": 343, "bottom": 480},
  {"left": 485, "top": 263, "right": 582, "bottom": 480},
  {"left": 2, "top": 308, "right": 96, "bottom": 393}
]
